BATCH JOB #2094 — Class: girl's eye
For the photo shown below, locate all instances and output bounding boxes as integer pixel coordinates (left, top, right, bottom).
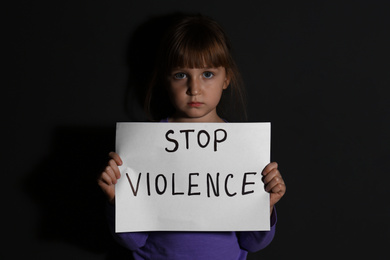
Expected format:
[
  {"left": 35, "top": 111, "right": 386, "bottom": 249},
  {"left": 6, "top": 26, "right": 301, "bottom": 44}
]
[
  {"left": 174, "top": 73, "right": 187, "bottom": 79},
  {"left": 203, "top": 71, "right": 214, "bottom": 79}
]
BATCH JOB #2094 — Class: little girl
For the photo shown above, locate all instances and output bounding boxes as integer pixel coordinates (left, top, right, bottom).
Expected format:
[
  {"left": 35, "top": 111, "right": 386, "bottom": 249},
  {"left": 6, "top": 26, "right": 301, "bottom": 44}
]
[{"left": 98, "top": 14, "right": 286, "bottom": 259}]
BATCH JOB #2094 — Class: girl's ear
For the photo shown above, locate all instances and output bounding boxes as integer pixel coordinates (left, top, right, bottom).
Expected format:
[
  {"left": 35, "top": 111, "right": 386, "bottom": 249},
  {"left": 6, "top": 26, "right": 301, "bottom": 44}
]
[{"left": 223, "top": 73, "right": 231, "bottom": 90}]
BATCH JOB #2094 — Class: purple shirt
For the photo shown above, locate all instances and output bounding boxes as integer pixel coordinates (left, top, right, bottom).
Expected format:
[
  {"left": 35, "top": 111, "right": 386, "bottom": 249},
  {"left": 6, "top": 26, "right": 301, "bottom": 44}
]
[{"left": 107, "top": 204, "right": 277, "bottom": 260}]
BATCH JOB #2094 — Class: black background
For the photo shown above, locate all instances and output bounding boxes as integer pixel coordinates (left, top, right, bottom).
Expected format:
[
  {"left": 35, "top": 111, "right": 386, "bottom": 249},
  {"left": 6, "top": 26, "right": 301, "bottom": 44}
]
[{"left": 5, "top": 1, "right": 389, "bottom": 259}]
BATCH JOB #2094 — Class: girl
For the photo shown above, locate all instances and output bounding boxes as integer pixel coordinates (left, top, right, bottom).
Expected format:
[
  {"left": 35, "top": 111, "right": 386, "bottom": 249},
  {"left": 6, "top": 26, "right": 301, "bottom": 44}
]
[{"left": 98, "top": 14, "right": 286, "bottom": 259}]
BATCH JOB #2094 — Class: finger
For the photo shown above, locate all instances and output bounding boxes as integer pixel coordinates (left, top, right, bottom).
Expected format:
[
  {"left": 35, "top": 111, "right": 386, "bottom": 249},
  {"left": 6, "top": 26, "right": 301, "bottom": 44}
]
[
  {"left": 97, "top": 179, "right": 109, "bottom": 192},
  {"left": 262, "top": 168, "right": 282, "bottom": 186},
  {"left": 109, "top": 152, "right": 123, "bottom": 166},
  {"left": 270, "top": 183, "right": 286, "bottom": 203},
  {"left": 108, "top": 159, "right": 121, "bottom": 179},
  {"left": 265, "top": 176, "right": 285, "bottom": 193},
  {"left": 105, "top": 165, "right": 119, "bottom": 184},
  {"left": 270, "top": 184, "right": 285, "bottom": 207},
  {"left": 98, "top": 171, "right": 112, "bottom": 185},
  {"left": 97, "top": 172, "right": 116, "bottom": 191},
  {"left": 97, "top": 176, "right": 116, "bottom": 203},
  {"left": 262, "top": 162, "right": 278, "bottom": 176}
]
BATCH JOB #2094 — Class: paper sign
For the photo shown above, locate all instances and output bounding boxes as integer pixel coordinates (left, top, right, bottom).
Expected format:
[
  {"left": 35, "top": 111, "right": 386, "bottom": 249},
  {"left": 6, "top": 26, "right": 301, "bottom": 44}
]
[{"left": 115, "top": 122, "right": 270, "bottom": 232}]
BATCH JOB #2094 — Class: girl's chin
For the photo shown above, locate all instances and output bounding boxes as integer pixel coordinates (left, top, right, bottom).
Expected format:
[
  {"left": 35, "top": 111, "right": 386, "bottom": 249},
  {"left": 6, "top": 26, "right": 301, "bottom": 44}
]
[{"left": 171, "top": 112, "right": 221, "bottom": 122}]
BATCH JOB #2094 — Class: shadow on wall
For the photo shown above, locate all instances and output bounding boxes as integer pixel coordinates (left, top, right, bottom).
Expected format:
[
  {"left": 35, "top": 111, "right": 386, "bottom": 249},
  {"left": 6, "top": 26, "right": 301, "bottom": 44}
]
[
  {"left": 22, "top": 12, "right": 192, "bottom": 259},
  {"left": 23, "top": 126, "right": 133, "bottom": 259}
]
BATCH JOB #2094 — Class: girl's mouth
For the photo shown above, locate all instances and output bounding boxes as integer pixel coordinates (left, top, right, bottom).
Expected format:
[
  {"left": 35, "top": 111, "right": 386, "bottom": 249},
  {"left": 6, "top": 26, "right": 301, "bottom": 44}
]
[{"left": 188, "top": 102, "right": 203, "bottom": 107}]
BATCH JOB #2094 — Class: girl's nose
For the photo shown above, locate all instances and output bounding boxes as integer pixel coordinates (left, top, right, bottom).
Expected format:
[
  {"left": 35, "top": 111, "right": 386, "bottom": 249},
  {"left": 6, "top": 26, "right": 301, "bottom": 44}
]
[{"left": 187, "top": 78, "right": 201, "bottom": 96}]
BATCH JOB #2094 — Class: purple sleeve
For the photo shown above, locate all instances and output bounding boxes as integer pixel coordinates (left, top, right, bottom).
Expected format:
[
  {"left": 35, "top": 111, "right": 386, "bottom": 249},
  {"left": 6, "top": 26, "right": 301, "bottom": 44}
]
[
  {"left": 237, "top": 207, "right": 277, "bottom": 252},
  {"left": 106, "top": 203, "right": 149, "bottom": 251}
]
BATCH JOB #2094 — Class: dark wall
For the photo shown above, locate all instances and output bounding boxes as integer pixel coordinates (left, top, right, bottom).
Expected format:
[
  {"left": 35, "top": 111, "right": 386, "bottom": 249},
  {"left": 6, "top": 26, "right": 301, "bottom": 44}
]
[{"left": 5, "top": 1, "right": 389, "bottom": 259}]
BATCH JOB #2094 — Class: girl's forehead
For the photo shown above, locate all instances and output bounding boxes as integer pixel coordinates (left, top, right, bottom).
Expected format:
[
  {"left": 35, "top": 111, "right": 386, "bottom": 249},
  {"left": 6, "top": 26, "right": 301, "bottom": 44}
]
[
  {"left": 171, "top": 65, "right": 224, "bottom": 70},
  {"left": 169, "top": 50, "right": 228, "bottom": 67}
]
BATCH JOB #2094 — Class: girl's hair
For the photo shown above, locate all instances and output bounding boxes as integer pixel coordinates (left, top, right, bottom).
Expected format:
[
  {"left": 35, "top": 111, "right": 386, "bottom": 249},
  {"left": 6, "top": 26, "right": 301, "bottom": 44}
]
[{"left": 145, "top": 14, "right": 247, "bottom": 121}]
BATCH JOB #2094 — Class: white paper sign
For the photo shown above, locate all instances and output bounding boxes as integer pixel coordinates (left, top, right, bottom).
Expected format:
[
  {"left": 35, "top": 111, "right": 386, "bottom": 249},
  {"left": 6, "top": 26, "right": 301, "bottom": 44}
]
[{"left": 115, "top": 122, "right": 270, "bottom": 232}]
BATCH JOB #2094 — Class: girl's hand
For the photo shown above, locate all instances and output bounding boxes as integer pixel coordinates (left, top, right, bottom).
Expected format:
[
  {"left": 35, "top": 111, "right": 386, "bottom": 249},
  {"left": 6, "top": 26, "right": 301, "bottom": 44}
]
[
  {"left": 97, "top": 152, "right": 123, "bottom": 204},
  {"left": 262, "top": 162, "right": 286, "bottom": 214}
]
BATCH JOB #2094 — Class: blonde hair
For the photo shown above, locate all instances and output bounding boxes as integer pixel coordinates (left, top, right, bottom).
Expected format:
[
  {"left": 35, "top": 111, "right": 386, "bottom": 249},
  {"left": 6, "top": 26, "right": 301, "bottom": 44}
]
[{"left": 145, "top": 14, "right": 246, "bottom": 121}]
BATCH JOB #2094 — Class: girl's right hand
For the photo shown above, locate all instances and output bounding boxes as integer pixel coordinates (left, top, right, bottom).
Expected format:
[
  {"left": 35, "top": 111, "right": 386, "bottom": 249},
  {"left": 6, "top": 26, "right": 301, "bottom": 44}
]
[{"left": 97, "top": 152, "right": 123, "bottom": 204}]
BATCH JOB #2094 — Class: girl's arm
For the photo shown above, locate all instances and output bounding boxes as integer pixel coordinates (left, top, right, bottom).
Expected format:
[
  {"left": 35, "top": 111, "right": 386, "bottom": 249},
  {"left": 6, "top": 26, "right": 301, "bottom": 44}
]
[
  {"left": 238, "top": 162, "right": 286, "bottom": 252},
  {"left": 237, "top": 207, "right": 277, "bottom": 252}
]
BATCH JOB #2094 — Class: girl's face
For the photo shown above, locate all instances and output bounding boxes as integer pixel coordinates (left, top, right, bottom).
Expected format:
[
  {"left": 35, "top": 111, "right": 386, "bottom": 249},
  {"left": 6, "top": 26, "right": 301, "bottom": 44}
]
[{"left": 167, "top": 66, "right": 229, "bottom": 122}]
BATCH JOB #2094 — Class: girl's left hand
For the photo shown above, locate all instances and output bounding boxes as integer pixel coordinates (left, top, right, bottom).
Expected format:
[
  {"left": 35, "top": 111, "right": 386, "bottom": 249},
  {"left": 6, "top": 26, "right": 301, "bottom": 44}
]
[{"left": 262, "top": 162, "right": 286, "bottom": 213}]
